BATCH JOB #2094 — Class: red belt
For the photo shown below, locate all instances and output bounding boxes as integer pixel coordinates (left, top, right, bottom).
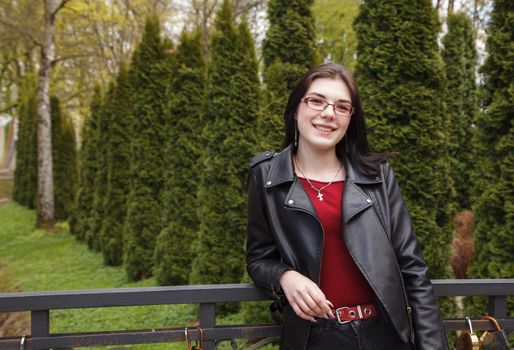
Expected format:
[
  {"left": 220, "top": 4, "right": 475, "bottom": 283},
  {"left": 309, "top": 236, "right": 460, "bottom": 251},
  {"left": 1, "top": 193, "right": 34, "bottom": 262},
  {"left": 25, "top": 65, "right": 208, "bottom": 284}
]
[{"left": 335, "top": 303, "right": 378, "bottom": 324}]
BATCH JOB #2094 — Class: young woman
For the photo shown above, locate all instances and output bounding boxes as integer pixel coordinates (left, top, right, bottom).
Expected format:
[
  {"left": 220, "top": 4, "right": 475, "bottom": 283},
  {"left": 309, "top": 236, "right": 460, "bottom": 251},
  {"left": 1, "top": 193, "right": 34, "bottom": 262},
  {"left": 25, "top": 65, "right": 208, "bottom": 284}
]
[{"left": 246, "top": 64, "right": 448, "bottom": 350}]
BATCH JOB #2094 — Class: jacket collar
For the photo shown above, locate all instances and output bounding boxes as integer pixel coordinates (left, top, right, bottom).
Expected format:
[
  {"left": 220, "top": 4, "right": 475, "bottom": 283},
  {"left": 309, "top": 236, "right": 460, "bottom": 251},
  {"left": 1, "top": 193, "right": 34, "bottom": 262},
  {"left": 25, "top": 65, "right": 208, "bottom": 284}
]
[
  {"left": 264, "top": 144, "right": 382, "bottom": 188},
  {"left": 264, "top": 144, "right": 295, "bottom": 188}
]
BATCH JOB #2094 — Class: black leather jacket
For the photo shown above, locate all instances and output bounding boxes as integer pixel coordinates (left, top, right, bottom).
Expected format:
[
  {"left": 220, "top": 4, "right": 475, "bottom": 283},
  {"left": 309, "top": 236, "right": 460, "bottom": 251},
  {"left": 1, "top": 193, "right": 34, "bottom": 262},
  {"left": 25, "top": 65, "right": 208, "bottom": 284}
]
[{"left": 246, "top": 145, "right": 448, "bottom": 350}]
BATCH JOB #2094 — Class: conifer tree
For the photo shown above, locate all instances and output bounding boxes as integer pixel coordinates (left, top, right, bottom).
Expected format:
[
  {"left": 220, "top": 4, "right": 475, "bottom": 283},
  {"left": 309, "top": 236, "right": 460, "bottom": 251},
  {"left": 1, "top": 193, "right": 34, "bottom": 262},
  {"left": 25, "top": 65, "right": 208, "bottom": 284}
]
[
  {"left": 442, "top": 12, "right": 477, "bottom": 210},
  {"left": 470, "top": 0, "right": 513, "bottom": 292},
  {"left": 260, "top": 0, "right": 318, "bottom": 150},
  {"left": 354, "top": 0, "right": 454, "bottom": 282},
  {"left": 100, "top": 63, "right": 132, "bottom": 266},
  {"left": 189, "top": 1, "right": 259, "bottom": 297},
  {"left": 85, "top": 84, "right": 113, "bottom": 250},
  {"left": 154, "top": 30, "right": 206, "bottom": 285},
  {"left": 69, "top": 87, "right": 102, "bottom": 241},
  {"left": 50, "top": 96, "right": 78, "bottom": 221},
  {"left": 124, "top": 16, "right": 169, "bottom": 280},
  {"left": 13, "top": 81, "right": 38, "bottom": 209}
]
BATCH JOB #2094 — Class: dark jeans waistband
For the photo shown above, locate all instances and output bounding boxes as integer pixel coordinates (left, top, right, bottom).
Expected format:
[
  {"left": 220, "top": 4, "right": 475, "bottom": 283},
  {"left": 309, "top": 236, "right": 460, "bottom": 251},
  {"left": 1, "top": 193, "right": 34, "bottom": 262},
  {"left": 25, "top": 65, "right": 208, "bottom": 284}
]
[{"left": 313, "top": 311, "right": 382, "bottom": 330}]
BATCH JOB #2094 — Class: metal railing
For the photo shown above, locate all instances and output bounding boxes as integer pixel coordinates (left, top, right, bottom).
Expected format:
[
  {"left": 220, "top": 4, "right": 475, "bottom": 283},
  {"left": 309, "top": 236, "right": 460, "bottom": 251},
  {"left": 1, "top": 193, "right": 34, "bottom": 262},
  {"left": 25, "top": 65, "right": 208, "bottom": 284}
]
[{"left": 0, "top": 279, "right": 512, "bottom": 350}]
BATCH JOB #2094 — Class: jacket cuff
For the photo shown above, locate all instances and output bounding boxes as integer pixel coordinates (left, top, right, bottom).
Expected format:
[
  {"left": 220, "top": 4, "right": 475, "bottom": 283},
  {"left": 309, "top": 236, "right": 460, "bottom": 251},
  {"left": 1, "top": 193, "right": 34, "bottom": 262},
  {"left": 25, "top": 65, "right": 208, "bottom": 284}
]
[{"left": 270, "top": 268, "right": 293, "bottom": 310}]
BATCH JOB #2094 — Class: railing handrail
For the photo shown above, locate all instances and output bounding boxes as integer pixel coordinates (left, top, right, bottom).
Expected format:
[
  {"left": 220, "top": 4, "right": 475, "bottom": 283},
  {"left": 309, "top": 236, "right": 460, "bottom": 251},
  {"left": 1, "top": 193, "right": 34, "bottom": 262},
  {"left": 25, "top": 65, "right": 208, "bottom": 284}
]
[
  {"left": 0, "top": 279, "right": 512, "bottom": 350},
  {"left": 1, "top": 279, "right": 513, "bottom": 312}
]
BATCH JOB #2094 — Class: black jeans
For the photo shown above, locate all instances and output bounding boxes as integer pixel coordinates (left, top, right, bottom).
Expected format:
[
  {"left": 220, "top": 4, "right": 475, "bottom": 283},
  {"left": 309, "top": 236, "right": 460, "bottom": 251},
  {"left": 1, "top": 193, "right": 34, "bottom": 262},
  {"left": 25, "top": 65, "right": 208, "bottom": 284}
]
[{"left": 306, "top": 313, "right": 414, "bottom": 350}]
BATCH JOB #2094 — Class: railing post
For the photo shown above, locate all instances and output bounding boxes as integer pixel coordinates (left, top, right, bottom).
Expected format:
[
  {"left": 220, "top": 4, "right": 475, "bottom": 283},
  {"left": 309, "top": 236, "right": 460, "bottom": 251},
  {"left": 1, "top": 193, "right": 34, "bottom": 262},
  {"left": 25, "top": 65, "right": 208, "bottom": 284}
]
[
  {"left": 31, "top": 310, "right": 50, "bottom": 349},
  {"left": 487, "top": 295, "right": 507, "bottom": 318},
  {"left": 199, "top": 303, "right": 216, "bottom": 350}
]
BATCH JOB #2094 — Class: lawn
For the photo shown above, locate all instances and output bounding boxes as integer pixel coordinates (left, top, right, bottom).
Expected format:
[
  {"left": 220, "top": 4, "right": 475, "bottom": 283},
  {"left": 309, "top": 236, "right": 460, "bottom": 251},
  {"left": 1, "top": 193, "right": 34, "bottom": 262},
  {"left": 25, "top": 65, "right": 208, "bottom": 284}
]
[{"left": 0, "top": 201, "right": 273, "bottom": 349}]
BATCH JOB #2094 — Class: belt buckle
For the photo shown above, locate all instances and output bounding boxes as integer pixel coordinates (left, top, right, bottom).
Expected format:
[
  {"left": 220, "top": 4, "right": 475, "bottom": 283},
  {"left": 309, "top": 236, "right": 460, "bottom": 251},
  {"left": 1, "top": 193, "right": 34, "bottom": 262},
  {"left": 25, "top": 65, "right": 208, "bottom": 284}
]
[{"left": 335, "top": 306, "right": 352, "bottom": 324}]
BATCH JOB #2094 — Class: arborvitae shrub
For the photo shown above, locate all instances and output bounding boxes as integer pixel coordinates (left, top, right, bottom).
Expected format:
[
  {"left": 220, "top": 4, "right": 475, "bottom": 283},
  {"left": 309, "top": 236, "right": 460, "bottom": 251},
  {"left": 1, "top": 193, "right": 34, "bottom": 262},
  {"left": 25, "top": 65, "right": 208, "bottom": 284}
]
[
  {"left": 124, "top": 16, "right": 169, "bottom": 281},
  {"left": 189, "top": 2, "right": 259, "bottom": 315},
  {"left": 69, "top": 87, "right": 102, "bottom": 241},
  {"left": 13, "top": 81, "right": 38, "bottom": 209},
  {"left": 50, "top": 96, "right": 78, "bottom": 221},
  {"left": 100, "top": 63, "right": 132, "bottom": 266},
  {"left": 86, "top": 84, "right": 113, "bottom": 251},
  {"left": 442, "top": 12, "right": 477, "bottom": 210},
  {"left": 154, "top": 30, "right": 206, "bottom": 285}
]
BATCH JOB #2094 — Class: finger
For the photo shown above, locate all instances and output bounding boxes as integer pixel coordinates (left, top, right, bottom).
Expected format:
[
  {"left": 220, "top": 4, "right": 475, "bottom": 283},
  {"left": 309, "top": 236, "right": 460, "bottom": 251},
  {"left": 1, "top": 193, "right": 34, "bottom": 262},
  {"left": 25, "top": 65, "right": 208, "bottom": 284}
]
[
  {"left": 299, "top": 293, "right": 326, "bottom": 317},
  {"left": 288, "top": 285, "right": 322, "bottom": 317},
  {"left": 294, "top": 296, "right": 319, "bottom": 318},
  {"left": 306, "top": 289, "right": 331, "bottom": 316},
  {"left": 328, "top": 309, "right": 336, "bottom": 319},
  {"left": 326, "top": 300, "right": 336, "bottom": 319},
  {"left": 290, "top": 302, "right": 318, "bottom": 322},
  {"left": 323, "top": 309, "right": 335, "bottom": 319}
]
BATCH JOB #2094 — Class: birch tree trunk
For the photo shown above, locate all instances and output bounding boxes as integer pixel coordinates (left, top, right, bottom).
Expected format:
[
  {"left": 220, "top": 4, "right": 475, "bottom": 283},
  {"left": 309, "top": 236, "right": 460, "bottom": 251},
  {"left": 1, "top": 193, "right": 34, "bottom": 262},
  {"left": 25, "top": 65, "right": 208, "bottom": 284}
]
[{"left": 36, "top": 0, "right": 58, "bottom": 229}]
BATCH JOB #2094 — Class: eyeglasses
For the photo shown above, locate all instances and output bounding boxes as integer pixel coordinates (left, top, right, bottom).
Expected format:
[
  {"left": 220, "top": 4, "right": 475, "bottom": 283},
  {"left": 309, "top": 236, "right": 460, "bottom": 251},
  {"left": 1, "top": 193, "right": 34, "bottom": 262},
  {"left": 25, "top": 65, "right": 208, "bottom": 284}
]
[{"left": 301, "top": 97, "right": 353, "bottom": 117}]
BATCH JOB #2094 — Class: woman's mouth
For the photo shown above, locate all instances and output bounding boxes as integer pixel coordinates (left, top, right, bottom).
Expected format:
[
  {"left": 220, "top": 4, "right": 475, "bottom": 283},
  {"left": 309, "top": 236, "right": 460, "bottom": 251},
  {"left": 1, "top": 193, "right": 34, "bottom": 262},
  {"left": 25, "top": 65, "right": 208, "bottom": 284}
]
[{"left": 313, "top": 124, "right": 336, "bottom": 132}]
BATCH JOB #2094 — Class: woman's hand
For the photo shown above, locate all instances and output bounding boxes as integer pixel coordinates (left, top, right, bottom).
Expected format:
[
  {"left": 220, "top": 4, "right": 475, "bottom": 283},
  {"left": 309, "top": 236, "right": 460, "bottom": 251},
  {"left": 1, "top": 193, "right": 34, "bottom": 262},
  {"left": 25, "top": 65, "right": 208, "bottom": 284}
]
[{"left": 279, "top": 270, "right": 335, "bottom": 322}]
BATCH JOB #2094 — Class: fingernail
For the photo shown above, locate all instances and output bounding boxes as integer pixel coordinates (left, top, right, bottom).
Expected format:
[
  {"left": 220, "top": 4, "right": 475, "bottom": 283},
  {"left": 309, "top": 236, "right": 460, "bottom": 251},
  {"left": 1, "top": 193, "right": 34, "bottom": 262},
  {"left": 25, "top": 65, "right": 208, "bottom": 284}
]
[
  {"left": 311, "top": 317, "right": 318, "bottom": 323},
  {"left": 329, "top": 311, "right": 335, "bottom": 319}
]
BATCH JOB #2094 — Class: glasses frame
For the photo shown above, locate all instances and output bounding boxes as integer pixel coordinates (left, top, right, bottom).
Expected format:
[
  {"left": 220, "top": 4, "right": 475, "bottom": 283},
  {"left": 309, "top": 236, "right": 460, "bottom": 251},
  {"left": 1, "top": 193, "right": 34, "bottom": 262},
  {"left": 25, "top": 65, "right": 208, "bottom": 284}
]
[{"left": 301, "top": 97, "right": 354, "bottom": 118}]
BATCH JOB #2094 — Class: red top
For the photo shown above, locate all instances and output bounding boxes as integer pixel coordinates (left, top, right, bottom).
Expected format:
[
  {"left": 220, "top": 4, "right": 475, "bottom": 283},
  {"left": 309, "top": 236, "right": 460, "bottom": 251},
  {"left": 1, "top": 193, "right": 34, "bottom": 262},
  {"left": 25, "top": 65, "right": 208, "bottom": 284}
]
[{"left": 298, "top": 177, "right": 375, "bottom": 308}]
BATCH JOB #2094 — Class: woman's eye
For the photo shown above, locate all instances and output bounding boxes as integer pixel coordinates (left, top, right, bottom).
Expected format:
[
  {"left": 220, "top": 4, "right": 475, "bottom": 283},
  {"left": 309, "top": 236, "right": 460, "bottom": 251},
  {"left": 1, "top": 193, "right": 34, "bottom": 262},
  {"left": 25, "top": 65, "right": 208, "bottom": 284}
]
[
  {"left": 309, "top": 98, "right": 324, "bottom": 105},
  {"left": 336, "top": 104, "right": 352, "bottom": 112}
]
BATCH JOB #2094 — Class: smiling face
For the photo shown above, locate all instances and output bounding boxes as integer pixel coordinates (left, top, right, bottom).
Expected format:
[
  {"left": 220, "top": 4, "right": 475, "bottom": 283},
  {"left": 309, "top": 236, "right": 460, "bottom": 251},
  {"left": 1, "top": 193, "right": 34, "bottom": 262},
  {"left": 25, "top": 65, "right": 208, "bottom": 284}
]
[{"left": 295, "top": 78, "right": 352, "bottom": 155}]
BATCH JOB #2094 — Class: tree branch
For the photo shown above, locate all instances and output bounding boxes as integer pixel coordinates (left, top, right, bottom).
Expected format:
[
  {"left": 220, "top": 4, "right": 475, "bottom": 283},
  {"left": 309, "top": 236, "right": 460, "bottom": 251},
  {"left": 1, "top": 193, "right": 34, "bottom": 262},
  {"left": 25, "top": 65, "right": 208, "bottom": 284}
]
[
  {"left": 0, "top": 18, "right": 42, "bottom": 47},
  {"left": 51, "top": 53, "right": 90, "bottom": 67},
  {"left": 53, "top": 0, "right": 72, "bottom": 17}
]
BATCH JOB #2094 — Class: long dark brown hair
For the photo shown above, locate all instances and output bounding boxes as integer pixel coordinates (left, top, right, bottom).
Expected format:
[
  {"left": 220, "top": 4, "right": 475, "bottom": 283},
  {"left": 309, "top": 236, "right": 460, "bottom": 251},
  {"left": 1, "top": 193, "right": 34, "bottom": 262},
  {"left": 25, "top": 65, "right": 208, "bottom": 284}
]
[{"left": 283, "top": 63, "right": 392, "bottom": 176}]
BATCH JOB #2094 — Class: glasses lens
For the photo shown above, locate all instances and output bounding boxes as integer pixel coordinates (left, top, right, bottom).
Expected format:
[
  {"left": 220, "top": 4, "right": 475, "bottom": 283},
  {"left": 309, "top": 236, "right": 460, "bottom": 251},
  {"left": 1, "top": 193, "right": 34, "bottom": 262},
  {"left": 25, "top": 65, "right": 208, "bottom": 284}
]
[
  {"left": 306, "top": 97, "right": 326, "bottom": 111},
  {"left": 335, "top": 103, "right": 352, "bottom": 116}
]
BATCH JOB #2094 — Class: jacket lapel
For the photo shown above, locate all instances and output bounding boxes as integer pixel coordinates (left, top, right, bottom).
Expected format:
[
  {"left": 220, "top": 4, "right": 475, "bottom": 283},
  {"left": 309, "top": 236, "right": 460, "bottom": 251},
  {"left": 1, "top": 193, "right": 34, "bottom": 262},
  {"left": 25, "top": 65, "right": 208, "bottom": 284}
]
[
  {"left": 264, "top": 145, "right": 317, "bottom": 216},
  {"left": 284, "top": 178, "right": 317, "bottom": 217},
  {"left": 342, "top": 157, "right": 382, "bottom": 223},
  {"left": 264, "top": 145, "right": 295, "bottom": 188},
  {"left": 342, "top": 180, "right": 373, "bottom": 223}
]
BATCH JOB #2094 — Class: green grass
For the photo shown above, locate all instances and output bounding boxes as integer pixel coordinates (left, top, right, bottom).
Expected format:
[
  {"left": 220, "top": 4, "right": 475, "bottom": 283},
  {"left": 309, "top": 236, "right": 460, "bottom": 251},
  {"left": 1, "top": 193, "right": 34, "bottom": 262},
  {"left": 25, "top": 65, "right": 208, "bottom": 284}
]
[{"left": 0, "top": 202, "right": 278, "bottom": 349}]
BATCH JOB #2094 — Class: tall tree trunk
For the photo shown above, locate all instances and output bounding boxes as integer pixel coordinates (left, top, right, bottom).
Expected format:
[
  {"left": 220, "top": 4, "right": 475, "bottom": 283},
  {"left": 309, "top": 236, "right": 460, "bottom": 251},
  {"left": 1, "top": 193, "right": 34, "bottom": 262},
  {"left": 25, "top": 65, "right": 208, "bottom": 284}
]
[
  {"left": 448, "top": 0, "right": 455, "bottom": 14},
  {"left": 36, "top": 0, "right": 57, "bottom": 229}
]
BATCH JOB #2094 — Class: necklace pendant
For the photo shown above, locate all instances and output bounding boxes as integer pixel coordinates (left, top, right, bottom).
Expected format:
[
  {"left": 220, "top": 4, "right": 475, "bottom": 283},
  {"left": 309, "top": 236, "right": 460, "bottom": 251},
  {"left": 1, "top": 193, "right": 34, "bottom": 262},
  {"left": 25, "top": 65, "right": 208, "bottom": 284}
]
[{"left": 317, "top": 191, "right": 324, "bottom": 201}]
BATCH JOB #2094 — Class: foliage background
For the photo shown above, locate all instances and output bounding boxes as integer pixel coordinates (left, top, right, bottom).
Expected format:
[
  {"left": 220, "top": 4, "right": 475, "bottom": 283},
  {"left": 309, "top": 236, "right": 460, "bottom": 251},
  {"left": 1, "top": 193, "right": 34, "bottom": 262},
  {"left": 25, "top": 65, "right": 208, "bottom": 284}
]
[{"left": 0, "top": 0, "right": 511, "bottom": 347}]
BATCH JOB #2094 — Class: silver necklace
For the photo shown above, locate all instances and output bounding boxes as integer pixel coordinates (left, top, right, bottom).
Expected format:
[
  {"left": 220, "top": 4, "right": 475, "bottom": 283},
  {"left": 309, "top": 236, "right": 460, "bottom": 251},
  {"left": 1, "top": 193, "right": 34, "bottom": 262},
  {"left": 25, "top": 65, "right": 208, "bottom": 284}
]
[{"left": 294, "top": 157, "right": 344, "bottom": 202}]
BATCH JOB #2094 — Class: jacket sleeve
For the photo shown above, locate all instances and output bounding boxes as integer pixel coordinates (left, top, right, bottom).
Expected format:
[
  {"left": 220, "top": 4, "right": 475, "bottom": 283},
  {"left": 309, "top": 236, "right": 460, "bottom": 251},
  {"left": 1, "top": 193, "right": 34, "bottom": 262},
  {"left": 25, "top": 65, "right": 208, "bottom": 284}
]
[
  {"left": 383, "top": 163, "right": 448, "bottom": 350},
  {"left": 246, "top": 165, "right": 292, "bottom": 305}
]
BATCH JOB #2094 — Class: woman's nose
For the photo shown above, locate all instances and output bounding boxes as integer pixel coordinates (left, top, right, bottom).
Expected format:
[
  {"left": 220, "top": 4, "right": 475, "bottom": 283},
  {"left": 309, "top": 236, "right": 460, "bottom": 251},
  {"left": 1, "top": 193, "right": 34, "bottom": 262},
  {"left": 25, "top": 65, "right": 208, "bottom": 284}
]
[{"left": 320, "top": 104, "right": 336, "bottom": 118}]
